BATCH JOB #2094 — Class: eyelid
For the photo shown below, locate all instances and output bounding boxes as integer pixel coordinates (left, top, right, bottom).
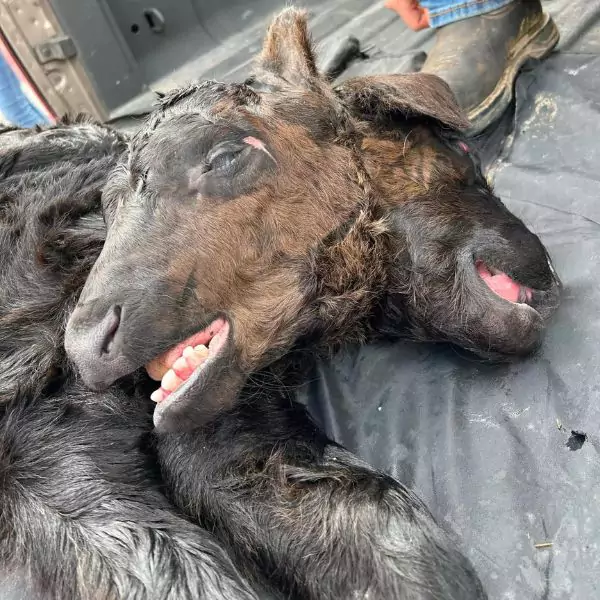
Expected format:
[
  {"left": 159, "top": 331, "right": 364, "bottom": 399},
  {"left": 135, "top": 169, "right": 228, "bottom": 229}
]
[{"left": 206, "top": 142, "right": 245, "bottom": 165}]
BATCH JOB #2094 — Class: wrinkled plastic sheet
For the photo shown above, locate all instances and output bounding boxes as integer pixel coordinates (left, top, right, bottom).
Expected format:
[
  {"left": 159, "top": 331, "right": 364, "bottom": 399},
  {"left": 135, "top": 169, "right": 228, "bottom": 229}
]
[{"left": 296, "top": 2, "right": 600, "bottom": 598}]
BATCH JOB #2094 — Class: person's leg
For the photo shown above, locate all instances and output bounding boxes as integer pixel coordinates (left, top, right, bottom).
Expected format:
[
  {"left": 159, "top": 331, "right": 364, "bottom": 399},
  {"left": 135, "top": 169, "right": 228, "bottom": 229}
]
[
  {"left": 384, "top": 0, "right": 514, "bottom": 30},
  {"left": 386, "top": 0, "right": 559, "bottom": 135},
  {"left": 419, "top": 0, "right": 514, "bottom": 28}
]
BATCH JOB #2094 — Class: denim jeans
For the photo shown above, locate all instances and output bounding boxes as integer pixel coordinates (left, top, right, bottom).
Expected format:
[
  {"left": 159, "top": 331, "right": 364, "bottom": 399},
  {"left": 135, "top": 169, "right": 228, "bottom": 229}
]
[
  {"left": 0, "top": 52, "right": 49, "bottom": 127},
  {"left": 420, "top": 0, "right": 515, "bottom": 28}
]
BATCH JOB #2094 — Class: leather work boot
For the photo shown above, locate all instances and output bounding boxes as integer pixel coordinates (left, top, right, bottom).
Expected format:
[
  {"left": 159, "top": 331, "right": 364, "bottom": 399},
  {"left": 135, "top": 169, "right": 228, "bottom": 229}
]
[{"left": 421, "top": 0, "right": 559, "bottom": 135}]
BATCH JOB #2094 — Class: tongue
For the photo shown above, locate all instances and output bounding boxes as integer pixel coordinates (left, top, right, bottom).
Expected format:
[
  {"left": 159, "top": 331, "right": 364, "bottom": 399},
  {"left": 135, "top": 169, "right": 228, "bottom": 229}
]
[{"left": 476, "top": 262, "right": 524, "bottom": 304}]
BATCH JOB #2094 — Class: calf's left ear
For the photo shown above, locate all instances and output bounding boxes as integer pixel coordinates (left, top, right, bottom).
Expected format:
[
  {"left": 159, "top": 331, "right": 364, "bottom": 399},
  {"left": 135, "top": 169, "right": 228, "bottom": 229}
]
[{"left": 334, "top": 73, "right": 470, "bottom": 130}]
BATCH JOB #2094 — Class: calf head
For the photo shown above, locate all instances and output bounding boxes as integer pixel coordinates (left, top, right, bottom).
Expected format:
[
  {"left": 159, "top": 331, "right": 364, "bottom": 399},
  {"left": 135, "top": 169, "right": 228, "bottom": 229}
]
[{"left": 65, "top": 9, "right": 560, "bottom": 432}]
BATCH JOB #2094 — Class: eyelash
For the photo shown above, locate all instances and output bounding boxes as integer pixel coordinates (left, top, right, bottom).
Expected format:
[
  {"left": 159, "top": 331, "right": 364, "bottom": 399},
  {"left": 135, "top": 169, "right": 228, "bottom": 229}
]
[
  {"left": 205, "top": 144, "right": 245, "bottom": 173},
  {"left": 210, "top": 149, "right": 243, "bottom": 171}
]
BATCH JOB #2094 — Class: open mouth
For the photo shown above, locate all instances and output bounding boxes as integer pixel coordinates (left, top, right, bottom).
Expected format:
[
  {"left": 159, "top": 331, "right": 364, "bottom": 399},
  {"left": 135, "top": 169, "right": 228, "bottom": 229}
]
[
  {"left": 145, "top": 317, "right": 230, "bottom": 404},
  {"left": 476, "top": 261, "right": 533, "bottom": 305}
]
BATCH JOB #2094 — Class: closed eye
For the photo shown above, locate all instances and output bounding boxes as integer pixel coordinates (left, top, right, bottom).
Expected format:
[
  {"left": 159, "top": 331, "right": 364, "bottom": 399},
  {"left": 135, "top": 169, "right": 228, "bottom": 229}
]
[
  {"left": 206, "top": 144, "right": 248, "bottom": 173},
  {"left": 187, "top": 132, "right": 275, "bottom": 199}
]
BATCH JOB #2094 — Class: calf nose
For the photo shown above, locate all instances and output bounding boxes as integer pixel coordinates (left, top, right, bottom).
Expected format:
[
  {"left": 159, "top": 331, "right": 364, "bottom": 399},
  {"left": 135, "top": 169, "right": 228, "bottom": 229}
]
[
  {"left": 65, "top": 303, "right": 133, "bottom": 390},
  {"left": 98, "top": 305, "right": 122, "bottom": 355}
]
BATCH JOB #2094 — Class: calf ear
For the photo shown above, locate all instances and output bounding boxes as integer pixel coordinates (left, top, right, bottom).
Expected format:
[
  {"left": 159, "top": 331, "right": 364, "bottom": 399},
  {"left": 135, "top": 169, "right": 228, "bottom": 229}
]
[
  {"left": 334, "top": 74, "right": 470, "bottom": 130},
  {"left": 255, "top": 8, "right": 319, "bottom": 88}
]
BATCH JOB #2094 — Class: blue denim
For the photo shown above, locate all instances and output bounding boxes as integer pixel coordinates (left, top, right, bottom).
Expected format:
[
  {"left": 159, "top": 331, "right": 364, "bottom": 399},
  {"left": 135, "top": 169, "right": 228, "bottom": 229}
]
[
  {"left": 420, "top": 0, "right": 515, "bottom": 28},
  {"left": 0, "top": 52, "right": 49, "bottom": 127}
]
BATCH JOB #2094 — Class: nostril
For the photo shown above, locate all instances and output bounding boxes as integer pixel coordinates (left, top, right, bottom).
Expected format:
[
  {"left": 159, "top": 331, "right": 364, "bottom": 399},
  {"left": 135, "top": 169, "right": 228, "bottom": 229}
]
[{"left": 101, "top": 305, "right": 122, "bottom": 355}]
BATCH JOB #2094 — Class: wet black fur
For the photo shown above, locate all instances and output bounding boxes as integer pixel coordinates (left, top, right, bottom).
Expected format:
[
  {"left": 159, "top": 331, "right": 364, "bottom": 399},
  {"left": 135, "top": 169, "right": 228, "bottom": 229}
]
[{"left": 0, "top": 119, "right": 265, "bottom": 600}]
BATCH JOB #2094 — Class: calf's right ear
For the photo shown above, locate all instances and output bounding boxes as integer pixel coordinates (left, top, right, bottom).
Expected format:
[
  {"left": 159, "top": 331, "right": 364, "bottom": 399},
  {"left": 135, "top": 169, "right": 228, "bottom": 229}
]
[
  {"left": 255, "top": 8, "right": 320, "bottom": 89},
  {"left": 334, "top": 74, "right": 470, "bottom": 131}
]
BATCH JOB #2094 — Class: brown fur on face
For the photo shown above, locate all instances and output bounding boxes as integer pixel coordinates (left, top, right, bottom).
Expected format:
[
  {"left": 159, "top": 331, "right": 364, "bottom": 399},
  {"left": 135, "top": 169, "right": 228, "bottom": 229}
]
[
  {"left": 65, "top": 8, "right": 560, "bottom": 432},
  {"left": 361, "top": 132, "right": 468, "bottom": 200}
]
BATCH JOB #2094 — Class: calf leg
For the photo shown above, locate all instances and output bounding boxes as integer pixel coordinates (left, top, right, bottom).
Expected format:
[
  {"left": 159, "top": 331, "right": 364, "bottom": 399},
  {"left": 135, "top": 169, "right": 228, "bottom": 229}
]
[{"left": 156, "top": 393, "right": 486, "bottom": 600}]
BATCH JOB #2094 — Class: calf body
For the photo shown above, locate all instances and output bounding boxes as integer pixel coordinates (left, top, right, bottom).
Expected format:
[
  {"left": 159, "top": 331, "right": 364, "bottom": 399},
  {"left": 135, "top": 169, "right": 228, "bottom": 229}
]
[
  {"left": 0, "top": 119, "right": 484, "bottom": 599},
  {"left": 157, "top": 391, "right": 485, "bottom": 599},
  {"left": 0, "top": 385, "right": 261, "bottom": 600}
]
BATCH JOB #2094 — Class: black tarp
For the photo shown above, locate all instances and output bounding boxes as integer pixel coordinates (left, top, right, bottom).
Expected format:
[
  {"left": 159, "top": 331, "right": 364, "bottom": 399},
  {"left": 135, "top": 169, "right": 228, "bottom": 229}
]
[{"left": 295, "top": 1, "right": 600, "bottom": 598}]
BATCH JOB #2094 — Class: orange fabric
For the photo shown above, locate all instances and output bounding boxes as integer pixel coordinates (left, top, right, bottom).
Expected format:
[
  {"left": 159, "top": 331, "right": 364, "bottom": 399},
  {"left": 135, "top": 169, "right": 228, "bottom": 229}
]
[{"left": 384, "top": 0, "right": 431, "bottom": 31}]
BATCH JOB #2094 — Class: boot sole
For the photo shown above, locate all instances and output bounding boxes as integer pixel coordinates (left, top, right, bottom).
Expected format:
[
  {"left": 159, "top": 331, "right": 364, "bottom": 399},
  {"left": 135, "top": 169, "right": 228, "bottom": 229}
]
[{"left": 466, "top": 12, "right": 560, "bottom": 136}]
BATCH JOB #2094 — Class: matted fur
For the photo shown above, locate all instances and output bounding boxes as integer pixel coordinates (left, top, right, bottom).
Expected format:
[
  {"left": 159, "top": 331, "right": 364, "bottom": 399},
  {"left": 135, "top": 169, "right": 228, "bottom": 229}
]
[{"left": 0, "top": 119, "right": 262, "bottom": 600}]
